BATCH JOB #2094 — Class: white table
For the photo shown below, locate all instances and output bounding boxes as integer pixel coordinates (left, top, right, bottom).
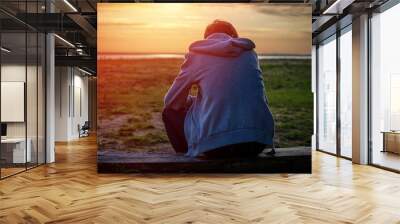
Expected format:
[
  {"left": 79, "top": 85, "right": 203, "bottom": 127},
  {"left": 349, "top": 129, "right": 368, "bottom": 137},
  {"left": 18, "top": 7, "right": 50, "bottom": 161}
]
[{"left": 1, "top": 138, "right": 31, "bottom": 163}]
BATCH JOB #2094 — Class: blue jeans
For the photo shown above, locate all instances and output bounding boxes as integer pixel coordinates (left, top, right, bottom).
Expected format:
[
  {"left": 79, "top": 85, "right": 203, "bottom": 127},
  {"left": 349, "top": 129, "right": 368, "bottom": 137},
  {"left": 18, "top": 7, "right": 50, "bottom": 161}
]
[{"left": 162, "top": 108, "right": 189, "bottom": 153}]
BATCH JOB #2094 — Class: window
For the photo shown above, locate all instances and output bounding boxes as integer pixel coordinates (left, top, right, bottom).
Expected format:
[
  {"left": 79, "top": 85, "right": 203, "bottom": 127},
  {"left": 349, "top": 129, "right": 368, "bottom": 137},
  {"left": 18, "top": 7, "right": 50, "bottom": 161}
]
[
  {"left": 317, "top": 35, "right": 337, "bottom": 154},
  {"left": 370, "top": 3, "right": 400, "bottom": 171},
  {"left": 339, "top": 27, "right": 352, "bottom": 158},
  {"left": 0, "top": 2, "right": 46, "bottom": 179}
]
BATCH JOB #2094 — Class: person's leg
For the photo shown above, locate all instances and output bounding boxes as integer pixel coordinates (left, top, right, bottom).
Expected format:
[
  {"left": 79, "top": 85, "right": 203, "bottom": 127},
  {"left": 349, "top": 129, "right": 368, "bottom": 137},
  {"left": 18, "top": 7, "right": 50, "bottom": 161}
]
[
  {"left": 234, "top": 142, "right": 265, "bottom": 157},
  {"left": 162, "top": 108, "right": 188, "bottom": 153},
  {"left": 203, "top": 145, "right": 232, "bottom": 158},
  {"left": 204, "top": 142, "right": 265, "bottom": 158}
]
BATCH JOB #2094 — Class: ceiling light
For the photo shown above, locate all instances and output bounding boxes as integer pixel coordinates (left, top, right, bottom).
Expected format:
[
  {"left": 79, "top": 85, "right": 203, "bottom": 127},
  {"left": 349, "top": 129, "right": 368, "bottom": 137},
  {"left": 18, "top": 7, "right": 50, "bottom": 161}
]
[
  {"left": 76, "top": 48, "right": 85, "bottom": 55},
  {"left": 323, "top": 0, "right": 341, "bottom": 14},
  {"left": 323, "top": 0, "right": 355, "bottom": 15},
  {"left": 63, "top": 0, "right": 78, "bottom": 12},
  {"left": 78, "top": 67, "right": 93, "bottom": 76},
  {"left": 54, "top": 34, "right": 75, "bottom": 48},
  {"left": 1, "top": 47, "right": 11, "bottom": 53}
]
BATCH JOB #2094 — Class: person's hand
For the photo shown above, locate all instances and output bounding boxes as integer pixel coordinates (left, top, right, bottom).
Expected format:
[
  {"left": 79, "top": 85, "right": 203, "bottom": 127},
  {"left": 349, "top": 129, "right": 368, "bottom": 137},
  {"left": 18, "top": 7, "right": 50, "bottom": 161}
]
[{"left": 186, "top": 95, "right": 196, "bottom": 109}]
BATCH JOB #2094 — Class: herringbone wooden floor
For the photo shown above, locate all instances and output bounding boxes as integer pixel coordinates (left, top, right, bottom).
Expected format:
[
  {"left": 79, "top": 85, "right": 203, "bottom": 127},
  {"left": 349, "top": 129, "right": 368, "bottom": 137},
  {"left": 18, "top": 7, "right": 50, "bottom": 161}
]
[{"left": 1, "top": 136, "right": 400, "bottom": 224}]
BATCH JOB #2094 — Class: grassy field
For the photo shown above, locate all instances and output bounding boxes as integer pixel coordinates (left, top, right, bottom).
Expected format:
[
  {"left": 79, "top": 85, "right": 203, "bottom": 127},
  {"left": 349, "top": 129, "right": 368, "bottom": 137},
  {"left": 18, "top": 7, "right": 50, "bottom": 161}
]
[
  {"left": 98, "top": 58, "right": 312, "bottom": 152},
  {"left": 261, "top": 60, "right": 313, "bottom": 147}
]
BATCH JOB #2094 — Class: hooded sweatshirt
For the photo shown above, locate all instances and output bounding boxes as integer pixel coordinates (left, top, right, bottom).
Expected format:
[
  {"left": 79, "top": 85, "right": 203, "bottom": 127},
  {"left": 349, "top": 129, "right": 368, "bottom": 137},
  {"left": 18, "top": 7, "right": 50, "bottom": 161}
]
[{"left": 164, "top": 33, "right": 274, "bottom": 157}]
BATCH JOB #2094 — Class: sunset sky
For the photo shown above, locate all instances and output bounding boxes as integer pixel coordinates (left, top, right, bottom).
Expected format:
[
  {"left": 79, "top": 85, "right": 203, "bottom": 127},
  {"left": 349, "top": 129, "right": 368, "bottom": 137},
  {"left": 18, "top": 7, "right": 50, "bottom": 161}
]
[{"left": 98, "top": 4, "right": 311, "bottom": 55}]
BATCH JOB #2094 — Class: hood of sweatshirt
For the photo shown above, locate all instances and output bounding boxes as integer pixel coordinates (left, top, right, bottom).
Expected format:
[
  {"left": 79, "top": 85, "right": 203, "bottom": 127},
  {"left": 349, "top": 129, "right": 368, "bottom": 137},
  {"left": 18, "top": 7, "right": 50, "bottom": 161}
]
[{"left": 189, "top": 33, "right": 255, "bottom": 57}]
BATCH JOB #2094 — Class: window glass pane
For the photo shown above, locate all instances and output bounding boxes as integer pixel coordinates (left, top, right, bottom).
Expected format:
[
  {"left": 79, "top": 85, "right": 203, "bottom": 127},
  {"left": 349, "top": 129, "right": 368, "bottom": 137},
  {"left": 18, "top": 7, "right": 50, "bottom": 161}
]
[
  {"left": 0, "top": 1, "right": 46, "bottom": 179},
  {"left": 371, "top": 3, "right": 400, "bottom": 171},
  {"left": 38, "top": 32, "right": 45, "bottom": 165},
  {"left": 318, "top": 36, "right": 337, "bottom": 154},
  {"left": 26, "top": 0, "right": 39, "bottom": 169},
  {"left": 27, "top": 30, "right": 38, "bottom": 169},
  {"left": 1, "top": 30, "right": 27, "bottom": 177},
  {"left": 340, "top": 28, "right": 352, "bottom": 158}
]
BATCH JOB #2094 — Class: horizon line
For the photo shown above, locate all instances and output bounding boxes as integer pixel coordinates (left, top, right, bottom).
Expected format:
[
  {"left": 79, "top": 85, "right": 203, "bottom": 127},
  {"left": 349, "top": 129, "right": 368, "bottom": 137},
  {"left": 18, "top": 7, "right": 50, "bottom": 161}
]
[
  {"left": 97, "top": 53, "right": 311, "bottom": 60},
  {"left": 97, "top": 52, "right": 311, "bottom": 56}
]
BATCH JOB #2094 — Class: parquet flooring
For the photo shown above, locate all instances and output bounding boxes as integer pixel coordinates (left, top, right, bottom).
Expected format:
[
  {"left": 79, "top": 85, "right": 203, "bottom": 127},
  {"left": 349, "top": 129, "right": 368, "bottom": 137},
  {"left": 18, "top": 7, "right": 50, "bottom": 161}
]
[
  {"left": 1, "top": 167, "right": 26, "bottom": 178},
  {"left": 1, "top": 136, "right": 400, "bottom": 223}
]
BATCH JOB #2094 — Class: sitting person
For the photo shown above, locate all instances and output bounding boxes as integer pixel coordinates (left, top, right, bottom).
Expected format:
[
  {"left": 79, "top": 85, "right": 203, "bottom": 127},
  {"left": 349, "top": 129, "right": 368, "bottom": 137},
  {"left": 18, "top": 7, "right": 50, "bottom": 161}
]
[{"left": 162, "top": 19, "right": 275, "bottom": 158}]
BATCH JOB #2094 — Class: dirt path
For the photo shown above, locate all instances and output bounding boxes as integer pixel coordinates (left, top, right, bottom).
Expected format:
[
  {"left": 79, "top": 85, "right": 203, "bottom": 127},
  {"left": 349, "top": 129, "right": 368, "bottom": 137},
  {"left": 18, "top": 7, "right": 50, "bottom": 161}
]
[
  {"left": 98, "top": 114, "right": 132, "bottom": 136},
  {"left": 100, "top": 112, "right": 175, "bottom": 153}
]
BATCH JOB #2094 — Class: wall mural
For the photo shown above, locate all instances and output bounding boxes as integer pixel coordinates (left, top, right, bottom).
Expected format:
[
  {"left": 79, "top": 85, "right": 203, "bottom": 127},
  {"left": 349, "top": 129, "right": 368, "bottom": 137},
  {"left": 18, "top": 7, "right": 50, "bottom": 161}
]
[{"left": 97, "top": 3, "right": 312, "bottom": 173}]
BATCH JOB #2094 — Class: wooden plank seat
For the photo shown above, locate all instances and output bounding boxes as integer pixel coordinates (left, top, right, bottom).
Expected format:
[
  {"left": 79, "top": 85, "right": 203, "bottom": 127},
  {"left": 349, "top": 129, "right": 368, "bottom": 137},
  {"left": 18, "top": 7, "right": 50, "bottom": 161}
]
[{"left": 98, "top": 147, "right": 311, "bottom": 173}]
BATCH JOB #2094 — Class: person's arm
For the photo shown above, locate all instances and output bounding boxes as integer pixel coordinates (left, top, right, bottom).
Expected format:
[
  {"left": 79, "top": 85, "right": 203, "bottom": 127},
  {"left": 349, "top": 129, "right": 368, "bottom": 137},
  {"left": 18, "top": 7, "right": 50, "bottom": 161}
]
[
  {"left": 164, "top": 54, "right": 196, "bottom": 111},
  {"left": 186, "top": 95, "right": 196, "bottom": 106},
  {"left": 254, "top": 51, "right": 270, "bottom": 105}
]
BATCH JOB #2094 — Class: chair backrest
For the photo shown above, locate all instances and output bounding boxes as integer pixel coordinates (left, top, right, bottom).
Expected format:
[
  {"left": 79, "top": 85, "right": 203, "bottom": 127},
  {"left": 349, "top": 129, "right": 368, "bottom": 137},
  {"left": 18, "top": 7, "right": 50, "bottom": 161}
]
[{"left": 82, "top": 121, "right": 90, "bottom": 129}]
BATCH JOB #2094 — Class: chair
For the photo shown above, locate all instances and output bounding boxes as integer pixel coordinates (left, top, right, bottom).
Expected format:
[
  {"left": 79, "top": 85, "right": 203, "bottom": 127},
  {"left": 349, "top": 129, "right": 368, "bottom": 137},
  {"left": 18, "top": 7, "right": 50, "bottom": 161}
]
[{"left": 79, "top": 121, "right": 90, "bottom": 138}]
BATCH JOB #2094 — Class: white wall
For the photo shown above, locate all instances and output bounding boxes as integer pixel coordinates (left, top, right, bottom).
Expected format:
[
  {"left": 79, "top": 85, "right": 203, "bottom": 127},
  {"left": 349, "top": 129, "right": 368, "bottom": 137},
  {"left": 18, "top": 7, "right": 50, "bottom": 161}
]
[
  {"left": 1, "top": 65, "right": 38, "bottom": 138},
  {"left": 55, "top": 66, "right": 70, "bottom": 141},
  {"left": 1, "top": 65, "right": 26, "bottom": 139},
  {"left": 73, "top": 72, "right": 89, "bottom": 137},
  {"left": 55, "top": 67, "right": 89, "bottom": 141},
  {"left": 1, "top": 64, "right": 25, "bottom": 81}
]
